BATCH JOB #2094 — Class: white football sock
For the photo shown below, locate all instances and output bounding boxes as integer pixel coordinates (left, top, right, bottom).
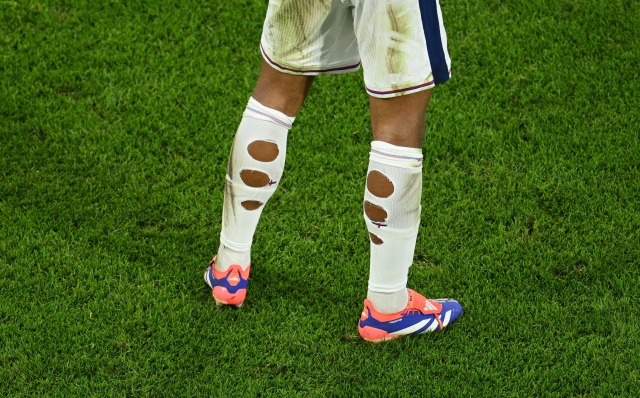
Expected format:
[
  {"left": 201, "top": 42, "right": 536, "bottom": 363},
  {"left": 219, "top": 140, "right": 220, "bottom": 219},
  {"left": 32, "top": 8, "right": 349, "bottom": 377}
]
[
  {"left": 364, "top": 141, "right": 423, "bottom": 313},
  {"left": 367, "top": 290, "right": 409, "bottom": 314},
  {"left": 217, "top": 97, "right": 294, "bottom": 272}
]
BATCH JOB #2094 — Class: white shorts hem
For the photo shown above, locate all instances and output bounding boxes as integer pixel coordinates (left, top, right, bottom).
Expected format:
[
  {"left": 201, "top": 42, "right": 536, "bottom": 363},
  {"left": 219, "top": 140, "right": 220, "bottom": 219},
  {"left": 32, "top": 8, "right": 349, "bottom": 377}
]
[
  {"left": 365, "top": 72, "right": 452, "bottom": 99},
  {"left": 260, "top": 43, "right": 361, "bottom": 76}
]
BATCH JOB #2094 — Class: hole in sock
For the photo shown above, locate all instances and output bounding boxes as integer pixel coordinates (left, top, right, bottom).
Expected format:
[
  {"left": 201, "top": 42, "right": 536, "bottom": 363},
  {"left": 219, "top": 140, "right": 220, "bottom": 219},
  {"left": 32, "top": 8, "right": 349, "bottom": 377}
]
[
  {"left": 369, "top": 233, "right": 384, "bottom": 245},
  {"left": 240, "top": 169, "right": 271, "bottom": 187},
  {"left": 248, "top": 140, "right": 279, "bottom": 162},
  {"left": 241, "top": 200, "right": 263, "bottom": 210},
  {"left": 364, "top": 201, "right": 388, "bottom": 222},
  {"left": 367, "top": 170, "right": 394, "bottom": 198}
]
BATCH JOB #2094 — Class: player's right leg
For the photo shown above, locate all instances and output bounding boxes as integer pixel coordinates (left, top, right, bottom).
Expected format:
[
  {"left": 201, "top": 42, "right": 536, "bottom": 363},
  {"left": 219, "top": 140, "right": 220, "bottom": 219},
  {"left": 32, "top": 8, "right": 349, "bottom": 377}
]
[
  {"left": 352, "top": 0, "right": 463, "bottom": 341},
  {"left": 205, "top": 59, "right": 314, "bottom": 307},
  {"left": 359, "top": 89, "right": 463, "bottom": 342}
]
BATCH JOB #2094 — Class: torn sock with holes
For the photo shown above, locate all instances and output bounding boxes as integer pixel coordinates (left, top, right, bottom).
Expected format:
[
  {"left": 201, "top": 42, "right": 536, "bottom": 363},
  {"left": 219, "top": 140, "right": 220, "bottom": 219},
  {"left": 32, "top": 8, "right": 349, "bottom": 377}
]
[
  {"left": 217, "top": 97, "right": 294, "bottom": 272},
  {"left": 364, "top": 140, "right": 424, "bottom": 313}
]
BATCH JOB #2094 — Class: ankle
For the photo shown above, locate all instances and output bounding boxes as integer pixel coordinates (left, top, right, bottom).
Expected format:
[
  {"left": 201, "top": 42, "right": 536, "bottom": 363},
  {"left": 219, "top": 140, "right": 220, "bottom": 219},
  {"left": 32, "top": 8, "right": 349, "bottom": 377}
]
[
  {"left": 367, "top": 289, "right": 408, "bottom": 314},
  {"left": 216, "top": 243, "right": 251, "bottom": 272}
]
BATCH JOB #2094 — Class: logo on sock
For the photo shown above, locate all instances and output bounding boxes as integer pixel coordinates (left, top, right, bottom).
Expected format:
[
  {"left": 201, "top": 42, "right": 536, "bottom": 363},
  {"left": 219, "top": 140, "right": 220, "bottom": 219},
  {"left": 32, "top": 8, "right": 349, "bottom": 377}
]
[
  {"left": 371, "top": 221, "right": 387, "bottom": 228},
  {"left": 266, "top": 180, "right": 278, "bottom": 187}
]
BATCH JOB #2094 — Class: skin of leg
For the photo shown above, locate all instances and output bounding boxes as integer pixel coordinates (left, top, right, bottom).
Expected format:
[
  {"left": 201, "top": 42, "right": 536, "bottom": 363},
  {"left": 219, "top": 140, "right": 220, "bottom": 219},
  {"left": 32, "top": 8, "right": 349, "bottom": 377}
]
[
  {"left": 369, "top": 88, "right": 433, "bottom": 149},
  {"left": 240, "top": 58, "right": 315, "bottom": 188},
  {"left": 366, "top": 88, "right": 432, "bottom": 234},
  {"left": 252, "top": 58, "right": 315, "bottom": 118}
]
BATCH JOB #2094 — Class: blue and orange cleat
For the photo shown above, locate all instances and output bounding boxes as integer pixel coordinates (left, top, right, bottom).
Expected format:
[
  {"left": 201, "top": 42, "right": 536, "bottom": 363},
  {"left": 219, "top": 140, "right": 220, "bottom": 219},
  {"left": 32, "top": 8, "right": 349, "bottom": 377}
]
[
  {"left": 204, "top": 256, "right": 251, "bottom": 307},
  {"left": 358, "top": 289, "right": 462, "bottom": 342}
]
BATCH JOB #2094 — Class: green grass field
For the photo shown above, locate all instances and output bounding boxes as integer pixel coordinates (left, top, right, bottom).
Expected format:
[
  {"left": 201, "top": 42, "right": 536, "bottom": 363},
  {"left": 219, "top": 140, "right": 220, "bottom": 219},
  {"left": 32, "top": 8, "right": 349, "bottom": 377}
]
[{"left": 2, "top": 0, "right": 639, "bottom": 396}]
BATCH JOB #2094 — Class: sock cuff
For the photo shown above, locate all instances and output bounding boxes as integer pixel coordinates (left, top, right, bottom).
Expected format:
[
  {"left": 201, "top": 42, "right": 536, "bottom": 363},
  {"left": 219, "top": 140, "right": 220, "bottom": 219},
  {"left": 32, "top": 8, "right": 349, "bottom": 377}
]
[
  {"left": 370, "top": 141, "right": 423, "bottom": 169},
  {"left": 244, "top": 97, "right": 295, "bottom": 129}
]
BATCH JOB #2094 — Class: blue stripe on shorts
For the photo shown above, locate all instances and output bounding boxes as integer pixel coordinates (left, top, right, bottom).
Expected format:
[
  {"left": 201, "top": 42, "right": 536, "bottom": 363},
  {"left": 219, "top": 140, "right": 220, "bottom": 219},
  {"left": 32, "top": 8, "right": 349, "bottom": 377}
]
[{"left": 418, "top": 0, "right": 450, "bottom": 85}]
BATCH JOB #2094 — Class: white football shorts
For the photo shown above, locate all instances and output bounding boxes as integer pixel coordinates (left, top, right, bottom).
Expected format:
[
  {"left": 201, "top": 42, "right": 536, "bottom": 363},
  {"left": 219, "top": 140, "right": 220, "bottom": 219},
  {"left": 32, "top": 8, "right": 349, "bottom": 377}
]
[{"left": 260, "top": 0, "right": 451, "bottom": 98}]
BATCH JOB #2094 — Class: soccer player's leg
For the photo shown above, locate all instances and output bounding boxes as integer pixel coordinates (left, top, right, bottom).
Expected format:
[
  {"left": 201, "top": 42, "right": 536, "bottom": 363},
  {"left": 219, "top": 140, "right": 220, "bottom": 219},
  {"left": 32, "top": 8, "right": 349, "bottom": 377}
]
[
  {"left": 205, "top": 60, "right": 314, "bottom": 307},
  {"left": 359, "top": 90, "right": 462, "bottom": 342},
  {"left": 207, "top": 0, "right": 360, "bottom": 307},
  {"left": 353, "top": 0, "right": 462, "bottom": 341}
]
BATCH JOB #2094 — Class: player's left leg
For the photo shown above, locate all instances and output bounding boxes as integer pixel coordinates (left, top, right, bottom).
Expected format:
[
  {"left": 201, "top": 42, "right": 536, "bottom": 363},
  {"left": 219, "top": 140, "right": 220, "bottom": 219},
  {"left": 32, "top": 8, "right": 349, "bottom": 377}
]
[
  {"left": 207, "top": 0, "right": 361, "bottom": 307},
  {"left": 206, "top": 59, "right": 314, "bottom": 307},
  {"left": 252, "top": 58, "right": 316, "bottom": 118}
]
